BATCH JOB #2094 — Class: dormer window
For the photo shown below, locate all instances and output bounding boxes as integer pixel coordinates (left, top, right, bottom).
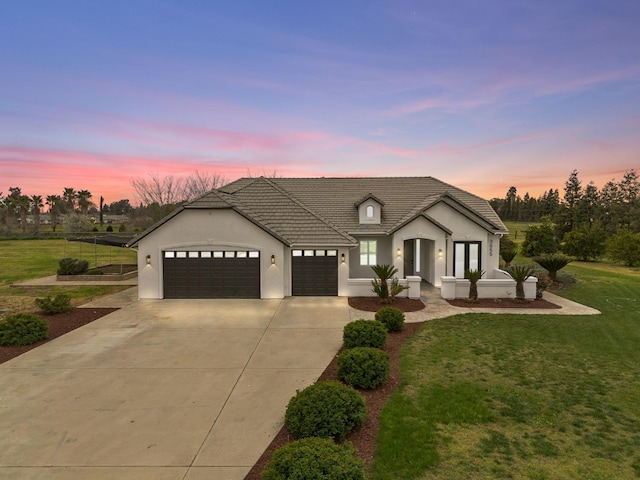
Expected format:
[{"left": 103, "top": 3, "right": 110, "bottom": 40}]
[
  {"left": 366, "top": 205, "right": 374, "bottom": 218},
  {"left": 355, "top": 193, "right": 384, "bottom": 225}
]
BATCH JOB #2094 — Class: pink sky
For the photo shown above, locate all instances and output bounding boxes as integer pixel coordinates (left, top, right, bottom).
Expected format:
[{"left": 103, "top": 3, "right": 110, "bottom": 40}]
[{"left": 2, "top": 2, "right": 639, "bottom": 206}]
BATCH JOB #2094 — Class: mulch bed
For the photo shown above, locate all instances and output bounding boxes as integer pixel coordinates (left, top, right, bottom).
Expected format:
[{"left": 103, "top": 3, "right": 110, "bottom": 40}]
[
  {"left": 0, "top": 308, "right": 118, "bottom": 365},
  {"left": 348, "top": 296, "right": 426, "bottom": 312},
  {"left": 446, "top": 298, "right": 561, "bottom": 309},
  {"left": 245, "top": 321, "right": 424, "bottom": 479}
]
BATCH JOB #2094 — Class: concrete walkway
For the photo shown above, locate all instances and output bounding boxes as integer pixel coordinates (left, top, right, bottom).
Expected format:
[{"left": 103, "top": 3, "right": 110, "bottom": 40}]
[
  {"left": 349, "top": 285, "right": 600, "bottom": 322},
  {"left": 0, "top": 296, "right": 351, "bottom": 480}
]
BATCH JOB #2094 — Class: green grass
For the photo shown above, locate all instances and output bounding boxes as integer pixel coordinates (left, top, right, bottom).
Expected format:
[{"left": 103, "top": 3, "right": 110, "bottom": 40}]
[
  {"left": 0, "top": 239, "right": 137, "bottom": 316},
  {"left": 371, "top": 264, "right": 640, "bottom": 479}
]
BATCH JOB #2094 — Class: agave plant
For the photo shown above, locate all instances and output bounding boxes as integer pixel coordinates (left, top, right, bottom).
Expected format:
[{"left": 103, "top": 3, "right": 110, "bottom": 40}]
[
  {"left": 534, "top": 253, "right": 572, "bottom": 283},
  {"left": 506, "top": 264, "right": 534, "bottom": 300},
  {"left": 465, "top": 269, "right": 484, "bottom": 301}
]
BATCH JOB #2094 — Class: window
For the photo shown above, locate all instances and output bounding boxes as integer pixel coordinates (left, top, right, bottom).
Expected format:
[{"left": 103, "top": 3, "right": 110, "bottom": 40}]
[
  {"left": 454, "top": 241, "right": 481, "bottom": 278},
  {"left": 360, "top": 240, "right": 377, "bottom": 266},
  {"left": 366, "top": 205, "right": 374, "bottom": 218}
]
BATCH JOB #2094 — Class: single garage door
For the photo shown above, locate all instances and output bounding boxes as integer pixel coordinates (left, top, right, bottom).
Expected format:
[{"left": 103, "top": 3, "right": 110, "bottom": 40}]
[
  {"left": 163, "top": 250, "right": 260, "bottom": 299},
  {"left": 291, "top": 249, "right": 338, "bottom": 296}
]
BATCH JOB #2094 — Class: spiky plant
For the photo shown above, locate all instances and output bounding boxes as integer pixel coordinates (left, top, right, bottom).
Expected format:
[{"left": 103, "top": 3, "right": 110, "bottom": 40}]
[
  {"left": 534, "top": 253, "right": 572, "bottom": 283},
  {"left": 371, "top": 264, "right": 406, "bottom": 304},
  {"left": 506, "top": 264, "right": 534, "bottom": 300},
  {"left": 501, "top": 248, "right": 518, "bottom": 267},
  {"left": 465, "top": 269, "right": 484, "bottom": 301}
]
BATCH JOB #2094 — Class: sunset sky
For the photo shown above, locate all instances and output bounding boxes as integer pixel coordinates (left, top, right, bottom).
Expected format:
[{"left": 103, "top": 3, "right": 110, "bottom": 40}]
[{"left": 2, "top": 1, "right": 639, "bottom": 204}]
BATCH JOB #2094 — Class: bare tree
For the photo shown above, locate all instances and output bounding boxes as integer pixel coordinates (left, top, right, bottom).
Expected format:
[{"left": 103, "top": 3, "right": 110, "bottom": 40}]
[
  {"left": 131, "top": 173, "right": 184, "bottom": 206},
  {"left": 181, "top": 170, "right": 226, "bottom": 201},
  {"left": 132, "top": 171, "right": 226, "bottom": 206}
]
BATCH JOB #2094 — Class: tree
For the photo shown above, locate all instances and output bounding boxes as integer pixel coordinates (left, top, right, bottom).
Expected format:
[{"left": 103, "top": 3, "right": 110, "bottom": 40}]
[
  {"left": 500, "top": 236, "right": 518, "bottom": 267},
  {"left": 65, "top": 214, "right": 94, "bottom": 235},
  {"left": 562, "top": 223, "right": 606, "bottom": 261},
  {"left": 46, "top": 195, "right": 63, "bottom": 232},
  {"left": 563, "top": 170, "right": 582, "bottom": 227},
  {"left": 507, "top": 264, "right": 534, "bottom": 300},
  {"left": 6, "top": 187, "right": 29, "bottom": 233},
  {"left": 521, "top": 217, "right": 558, "bottom": 257},
  {"left": 465, "top": 269, "right": 484, "bottom": 301},
  {"left": 606, "top": 231, "right": 640, "bottom": 267},
  {"left": 181, "top": 170, "right": 226, "bottom": 201},
  {"left": 30, "top": 195, "right": 44, "bottom": 233},
  {"left": 76, "top": 190, "right": 93, "bottom": 215},
  {"left": 132, "top": 173, "right": 184, "bottom": 206},
  {"left": 106, "top": 199, "right": 132, "bottom": 215},
  {"left": 63, "top": 187, "right": 77, "bottom": 213},
  {"left": 534, "top": 253, "right": 572, "bottom": 283}
]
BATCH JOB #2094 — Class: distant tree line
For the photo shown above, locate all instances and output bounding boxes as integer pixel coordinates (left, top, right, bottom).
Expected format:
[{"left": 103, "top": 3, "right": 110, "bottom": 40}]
[
  {"left": 0, "top": 171, "right": 226, "bottom": 237},
  {"left": 493, "top": 169, "right": 640, "bottom": 266}
]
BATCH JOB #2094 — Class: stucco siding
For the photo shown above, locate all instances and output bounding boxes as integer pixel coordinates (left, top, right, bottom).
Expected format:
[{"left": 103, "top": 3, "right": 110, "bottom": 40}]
[
  {"left": 137, "top": 209, "right": 285, "bottom": 299},
  {"left": 348, "top": 235, "right": 393, "bottom": 279}
]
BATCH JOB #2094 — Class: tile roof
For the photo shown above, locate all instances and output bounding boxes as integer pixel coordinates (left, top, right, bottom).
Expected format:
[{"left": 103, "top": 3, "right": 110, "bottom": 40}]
[{"left": 130, "top": 176, "right": 507, "bottom": 247}]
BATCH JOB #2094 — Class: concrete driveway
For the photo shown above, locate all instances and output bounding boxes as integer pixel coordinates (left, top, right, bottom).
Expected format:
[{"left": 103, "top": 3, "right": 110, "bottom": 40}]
[{"left": 0, "top": 295, "right": 351, "bottom": 480}]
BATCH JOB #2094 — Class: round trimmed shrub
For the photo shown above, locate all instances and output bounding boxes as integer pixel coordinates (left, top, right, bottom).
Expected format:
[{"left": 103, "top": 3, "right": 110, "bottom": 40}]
[
  {"left": 261, "top": 437, "right": 365, "bottom": 480},
  {"left": 0, "top": 313, "right": 48, "bottom": 346},
  {"left": 285, "top": 381, "right": 366, "bottom": 441},
  {"left": 337, "top": 347, "right": 390, "bottom": 389},
  {"left": 343, "top": 319, "right": 387, "bottom": 349},
  {"left": 375, "top": 306, "right": 405, "bottom": 332}
]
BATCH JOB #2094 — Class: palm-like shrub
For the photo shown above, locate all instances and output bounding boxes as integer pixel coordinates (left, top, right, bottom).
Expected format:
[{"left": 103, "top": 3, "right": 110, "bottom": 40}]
[
  {"left": 506, "top": 264, "right": 534, "bottom": 300},
  {"left": 284, "top": 381, "right": 367, "bottom": 441},
  {"left": 501, "top": 248, "right": 518, "bottom": 267},
  {"left": 534, "top": 253, "right": 572, "bottom": 283},
  {"left": 371, "top": 264, "right": 407, "bottom": 304},
  {"left": 465, "top": 269, "right": 484, "bottom": 301},
  {"left": 261, "top": 437, "right": 365, "bottom": 480}
]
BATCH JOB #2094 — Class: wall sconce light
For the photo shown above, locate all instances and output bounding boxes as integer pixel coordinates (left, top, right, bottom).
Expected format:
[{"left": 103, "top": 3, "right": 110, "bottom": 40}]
[
  {"left": 271, "top": 254, "right": 276, "bottom": 265},
  {"left": 146, "top": 254, "right": 151, "bottom": 265},
  {"left": 341, "top": 253, "right": 345, "bottom": 263},
  {"left": 438, "top": 249, "right": 443, "bottom": 259},
  {"left": 397, "top": 248, "right": 402, "bottom": 257}
]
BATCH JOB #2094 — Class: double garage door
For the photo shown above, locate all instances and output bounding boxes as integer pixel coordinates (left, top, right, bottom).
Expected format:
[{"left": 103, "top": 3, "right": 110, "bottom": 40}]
[
  {"left": 162, "top": 249, "right": 338, "bottom": 298},
  {"left": 163, "top": 250, "right": 260, "bottom": 299}
]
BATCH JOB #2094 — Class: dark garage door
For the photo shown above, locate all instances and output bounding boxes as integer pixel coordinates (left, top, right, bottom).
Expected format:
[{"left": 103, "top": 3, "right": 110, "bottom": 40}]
[
  {"left": 163, "top": 250, "right": 260, "bottom": 299},
  {"left": 291, "top": 249, "right": 338, "bottom": 296}
]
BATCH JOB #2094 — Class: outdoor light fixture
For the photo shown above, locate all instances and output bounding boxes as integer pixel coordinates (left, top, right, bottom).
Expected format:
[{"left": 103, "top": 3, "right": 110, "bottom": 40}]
[
  {"left": 341, "top": 253, "right": 345, "bottom": 263},
  {"left": 146, "top": 254, "right": 151, "bottom": 265},
  {"left": 397, "top": 248, "right": 402, "bottom": 257},
  {"left": 438, "top": 249, "right": 443, "bottom": 259},
  {"left": 271, "top": 254, "right": 276, "bottom": 265}
]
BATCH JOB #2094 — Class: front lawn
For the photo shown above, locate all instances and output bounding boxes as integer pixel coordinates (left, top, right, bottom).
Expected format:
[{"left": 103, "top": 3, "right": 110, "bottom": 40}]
[
  {"left": 0, "top": 239, "right": 136, "bottom": 317},
  {"left": 371, "top": 264, "right": 640, "bottom": 479}
]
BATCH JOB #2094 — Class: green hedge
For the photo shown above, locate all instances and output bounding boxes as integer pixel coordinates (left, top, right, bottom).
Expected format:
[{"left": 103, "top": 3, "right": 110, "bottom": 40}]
[
  {"left": 261, "top": 437, "right": 366, "bottom": 480},
  {"left": 343, "top": 319, "right": 387, "bottom": 349},
  {"left": 375, "top": 306, "right": 405, "bottom": 332},
  {"left": 285, "top": 381, "right": 367, "bottom": 441},
  {"left": 338, "top": 347, "right": 390, "bottom": 389},
  {"left": 0, "top": 313, "right": 48, "bottom": 346}
]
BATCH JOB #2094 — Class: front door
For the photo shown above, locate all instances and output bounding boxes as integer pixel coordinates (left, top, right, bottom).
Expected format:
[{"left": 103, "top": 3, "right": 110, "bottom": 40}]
[{"left": 404, "top": 239, "right": 415, "bottom": 276}]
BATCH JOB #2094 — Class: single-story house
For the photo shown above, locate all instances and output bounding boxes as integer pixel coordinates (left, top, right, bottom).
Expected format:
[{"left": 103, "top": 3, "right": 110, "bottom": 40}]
[{"left": 129, "top": 176, "right": 522, "bottom": 300}]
